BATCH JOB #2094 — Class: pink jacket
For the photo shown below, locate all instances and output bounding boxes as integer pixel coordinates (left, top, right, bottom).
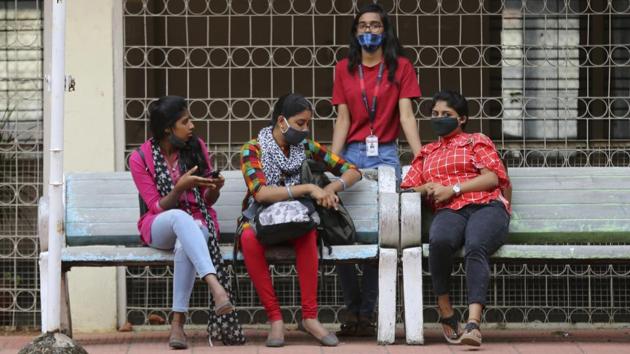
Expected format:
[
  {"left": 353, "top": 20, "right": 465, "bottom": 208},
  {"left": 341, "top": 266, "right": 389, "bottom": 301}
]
[{"left": 129, "top": 138, "right": 219, "bottom": 245}]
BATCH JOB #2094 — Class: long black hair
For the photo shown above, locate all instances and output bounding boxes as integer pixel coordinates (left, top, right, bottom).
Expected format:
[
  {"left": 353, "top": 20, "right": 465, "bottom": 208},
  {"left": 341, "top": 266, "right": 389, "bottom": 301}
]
[
  {"left": 347, "top": 3, "right": 404, "bottom": 83},
  {"left": 148, "top": 96, "right": 208, "bottom": 176},
  {"left": 270, "top": 93, "right": 313, "bottom": 126}
]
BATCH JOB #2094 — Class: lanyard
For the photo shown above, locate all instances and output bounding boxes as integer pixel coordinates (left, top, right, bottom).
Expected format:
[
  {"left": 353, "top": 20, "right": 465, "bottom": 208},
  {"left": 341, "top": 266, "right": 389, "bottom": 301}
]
[{"left": 358, "top": 61, "right": 385, "bottom": 134}]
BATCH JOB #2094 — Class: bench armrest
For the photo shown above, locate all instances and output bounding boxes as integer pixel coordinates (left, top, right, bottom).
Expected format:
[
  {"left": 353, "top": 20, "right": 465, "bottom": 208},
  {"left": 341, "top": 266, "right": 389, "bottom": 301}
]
[
  {"left": 377, "top": 165, "right": 399, "bottom": 248},
  {"left": 400, "top": 192, "right": 422, "bottom": 249}
]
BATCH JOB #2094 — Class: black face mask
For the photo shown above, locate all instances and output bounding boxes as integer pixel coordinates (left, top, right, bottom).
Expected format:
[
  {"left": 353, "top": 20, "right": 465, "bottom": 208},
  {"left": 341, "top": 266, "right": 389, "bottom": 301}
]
[
  {"left": 169, "top": 133, "right": 190, "bottom": 150},
  {"left": 430, "top": 116, "right": 460, "bottom": 136},
  {"left": 281, "top": 118, "right": 309, "bottom": 145}
]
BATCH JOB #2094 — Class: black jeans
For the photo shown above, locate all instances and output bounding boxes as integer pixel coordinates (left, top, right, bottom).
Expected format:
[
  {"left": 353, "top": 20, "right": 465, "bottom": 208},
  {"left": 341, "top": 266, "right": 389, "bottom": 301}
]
[{"left": 429, "top": 200, "right": 510, "bottom": 305}]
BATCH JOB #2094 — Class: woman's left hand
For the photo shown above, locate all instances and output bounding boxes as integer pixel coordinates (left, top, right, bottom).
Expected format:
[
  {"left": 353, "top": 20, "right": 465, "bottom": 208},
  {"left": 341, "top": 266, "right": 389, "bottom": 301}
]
[{"left": 430, "top": 184, "right": 456, "bottom": 203}]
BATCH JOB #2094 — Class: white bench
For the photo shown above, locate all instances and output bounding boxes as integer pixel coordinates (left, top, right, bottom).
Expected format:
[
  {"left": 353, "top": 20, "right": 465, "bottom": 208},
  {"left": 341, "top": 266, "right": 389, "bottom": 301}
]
[
  {"left": 38, "top": 167, "right": 401, "bottom": 343},
  {"left": 399, "top": 167, "right": 630, "bottom": 344}
]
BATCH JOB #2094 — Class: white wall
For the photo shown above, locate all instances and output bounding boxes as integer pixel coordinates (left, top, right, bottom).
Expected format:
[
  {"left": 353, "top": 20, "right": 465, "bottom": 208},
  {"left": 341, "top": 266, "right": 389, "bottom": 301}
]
[{"left": 64, "top": 0, "right": 118, "bottom": 332}]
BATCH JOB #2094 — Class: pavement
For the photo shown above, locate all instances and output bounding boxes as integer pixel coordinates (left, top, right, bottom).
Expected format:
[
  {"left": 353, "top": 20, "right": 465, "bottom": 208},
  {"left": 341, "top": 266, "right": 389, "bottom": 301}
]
[{"left": 2, "top": 328, "right": 630, "bottom": 353}]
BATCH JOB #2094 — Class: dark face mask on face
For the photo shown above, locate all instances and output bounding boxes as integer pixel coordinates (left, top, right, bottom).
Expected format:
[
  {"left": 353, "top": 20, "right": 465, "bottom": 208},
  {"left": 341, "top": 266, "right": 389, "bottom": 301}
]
[
  {"left": 281, "top": 117, "right": 309, "bottom": 145},
  {"left": 357, "top": 33, "right": 384, "bottom": 53},
  {"left": 168, "top": 131, "right": 190, "bottom": 150},
  {"left": 430, "top": 116, "right": 460, "bottom": 137}
]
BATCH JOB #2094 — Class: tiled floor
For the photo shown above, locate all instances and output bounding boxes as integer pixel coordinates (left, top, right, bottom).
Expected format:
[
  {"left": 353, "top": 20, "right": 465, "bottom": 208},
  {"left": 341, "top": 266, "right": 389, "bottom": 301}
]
[{"left": 4, "top": 328, "right": 630, "bottom": 354}]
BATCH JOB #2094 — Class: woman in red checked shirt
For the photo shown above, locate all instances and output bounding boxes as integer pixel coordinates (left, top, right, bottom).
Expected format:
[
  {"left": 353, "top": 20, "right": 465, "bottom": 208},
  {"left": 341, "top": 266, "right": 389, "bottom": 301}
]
[{"left": 400, "top": 90, "right": 512, "bottom": 347}]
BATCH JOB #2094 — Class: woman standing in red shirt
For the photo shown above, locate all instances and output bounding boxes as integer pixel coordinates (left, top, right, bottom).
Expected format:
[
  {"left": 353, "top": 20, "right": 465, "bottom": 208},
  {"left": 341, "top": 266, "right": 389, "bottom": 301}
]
[
  {"left": 401, "top": 90, "right": 511, "bottom": 347},
  {"left": 330, "top": 3, "right": 422, "bottom": 336}
]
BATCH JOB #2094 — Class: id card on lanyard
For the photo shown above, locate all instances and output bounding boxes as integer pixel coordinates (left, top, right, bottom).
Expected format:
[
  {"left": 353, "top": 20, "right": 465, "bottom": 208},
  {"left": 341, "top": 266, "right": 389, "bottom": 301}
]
[{"left": 358, "top": 62, "right": 385, "bottom": 157}]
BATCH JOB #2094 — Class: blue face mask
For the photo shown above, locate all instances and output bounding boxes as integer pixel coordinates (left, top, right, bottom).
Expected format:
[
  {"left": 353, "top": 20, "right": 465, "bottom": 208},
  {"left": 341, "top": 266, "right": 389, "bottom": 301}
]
[{"left": 357, "top": 33, "right": 383, "bottom": 53}]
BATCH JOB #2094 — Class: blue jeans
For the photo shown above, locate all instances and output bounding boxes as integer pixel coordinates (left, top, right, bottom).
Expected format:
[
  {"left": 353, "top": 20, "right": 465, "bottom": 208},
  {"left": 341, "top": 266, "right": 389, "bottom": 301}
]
[
  {"left": 150, "top": 209, "right": 215, "bottom": 312},
  {"left": 337, "top": 142, "right": 401, "bottom": 318}
]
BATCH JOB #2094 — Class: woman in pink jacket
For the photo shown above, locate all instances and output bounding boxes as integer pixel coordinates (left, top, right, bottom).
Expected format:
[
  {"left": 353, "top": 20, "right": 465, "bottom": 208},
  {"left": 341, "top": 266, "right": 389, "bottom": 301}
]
[{"left": 129, "top": 96, "right": 244, "bottom": 348}]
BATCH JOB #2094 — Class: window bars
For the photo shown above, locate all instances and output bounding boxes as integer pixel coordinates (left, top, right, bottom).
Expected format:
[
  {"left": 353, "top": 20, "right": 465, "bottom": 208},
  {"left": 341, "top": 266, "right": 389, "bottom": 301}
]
[{"left": 122, "top": 0, "right": 630, "bottom": 326}]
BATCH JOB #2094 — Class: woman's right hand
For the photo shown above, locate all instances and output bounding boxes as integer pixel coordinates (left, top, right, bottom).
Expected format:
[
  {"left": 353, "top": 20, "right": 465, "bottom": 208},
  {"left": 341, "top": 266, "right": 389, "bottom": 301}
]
[
  {"left": 174, "top": 166, "right": 213, "bottom": 192},
  {"left": 309, "top": 184, "right": 339, "bottom": 210}
]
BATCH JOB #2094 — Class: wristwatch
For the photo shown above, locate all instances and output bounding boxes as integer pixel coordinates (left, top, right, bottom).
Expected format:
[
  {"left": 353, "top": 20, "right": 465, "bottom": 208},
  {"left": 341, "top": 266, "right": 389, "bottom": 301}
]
[{"left": 452, "top": 183, "right": 462, "bottom": 196}]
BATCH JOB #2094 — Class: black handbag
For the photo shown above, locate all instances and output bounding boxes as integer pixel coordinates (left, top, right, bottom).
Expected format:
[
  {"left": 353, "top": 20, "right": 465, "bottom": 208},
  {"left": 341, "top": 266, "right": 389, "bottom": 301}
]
[
  {"left": 300, "top": 160, "right": 357, "bottom": 246},
  {"left": 242, "top": 196, "right": 318, "bottom": 246}
]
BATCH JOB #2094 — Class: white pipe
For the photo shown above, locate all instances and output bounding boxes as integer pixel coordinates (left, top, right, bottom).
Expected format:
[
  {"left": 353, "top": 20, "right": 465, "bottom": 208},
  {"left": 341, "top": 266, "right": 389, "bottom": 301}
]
[{"left": 46, "top": 0, "right": 66, "bottom": 333}]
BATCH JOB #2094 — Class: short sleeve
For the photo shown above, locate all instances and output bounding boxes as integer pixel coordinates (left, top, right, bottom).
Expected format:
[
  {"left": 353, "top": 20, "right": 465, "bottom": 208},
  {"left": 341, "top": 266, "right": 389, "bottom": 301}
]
[
  {"left": 240, "top": 140, "right": 267, "bottom": 196},
  {"left": 331, "top": 61, "right": 347, "bottom": 105},
  {"left": 397, "top": 58, "right": 421, "bottom": 99},
  {"left": 400, "top": 152, "right": 425, "bottom": 188},
  {"left": 471, "top": 134, "right": 510, "bottom": 190},
  {"left": 305, "top": 139, "right": 357, "bottom": 176}
]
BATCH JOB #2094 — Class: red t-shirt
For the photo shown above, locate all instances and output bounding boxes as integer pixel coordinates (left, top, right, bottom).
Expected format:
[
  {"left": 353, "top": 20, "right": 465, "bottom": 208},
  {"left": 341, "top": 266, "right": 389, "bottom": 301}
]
[{"left": 331, "top": 56, "right": 421, "bottom": 144}]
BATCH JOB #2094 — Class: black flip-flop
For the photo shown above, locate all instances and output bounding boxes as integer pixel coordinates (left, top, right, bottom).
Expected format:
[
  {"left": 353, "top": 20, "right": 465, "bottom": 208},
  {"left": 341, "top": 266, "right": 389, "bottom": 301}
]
[{"left": 439, "top": 314, "right": 462, "bottom": 344}]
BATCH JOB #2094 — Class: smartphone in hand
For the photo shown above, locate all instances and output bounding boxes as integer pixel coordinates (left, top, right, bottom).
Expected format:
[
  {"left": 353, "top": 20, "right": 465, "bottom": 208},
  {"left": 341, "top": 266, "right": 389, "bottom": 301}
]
[{"left": 210, "top": 170, "right": 221, "bottom": 178}]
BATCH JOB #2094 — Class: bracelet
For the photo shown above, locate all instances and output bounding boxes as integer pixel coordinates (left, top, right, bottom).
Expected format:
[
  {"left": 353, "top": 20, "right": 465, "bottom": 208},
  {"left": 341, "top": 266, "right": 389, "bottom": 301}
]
[
  {"left": 286, "top": 185, "right": 294, "bottom": 200},
  {"left": 337, "top": 178, "right": 347, "bottom": 191}
]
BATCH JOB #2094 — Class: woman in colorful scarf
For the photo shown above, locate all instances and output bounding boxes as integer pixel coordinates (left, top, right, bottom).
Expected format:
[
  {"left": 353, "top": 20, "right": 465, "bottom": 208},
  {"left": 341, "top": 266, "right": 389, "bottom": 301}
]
[
  {"left": 129, "top": 96, "right": 244, "bottom": 349},
  {"left": 401, "top": 90, "right": 511, "bottom": 347},
  {"left": 239, "top": 93, "right": 361, "bottom": 347}
]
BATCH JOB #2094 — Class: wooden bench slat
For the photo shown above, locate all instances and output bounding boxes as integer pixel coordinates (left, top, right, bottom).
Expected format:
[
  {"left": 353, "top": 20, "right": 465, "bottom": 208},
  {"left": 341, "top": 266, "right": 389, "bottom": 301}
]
[
  {"left": 512, "top": 204, "right": 630, "bottom": 220},
  {"left": 421, "top": 244, "right": 630, "bottom": 261},
  {"left": 510, "top": 176, "right": 630, "bottom": 190},
  {"left": 510, "top": 219, "right": 630, "bottom": 233},
  {"left": 58, "top": 244, "right": 379, "bottom": 267},
  {"left": 511, "top": 190, "right": 630, "bottom": 205},
  {"left": 507, "top": 167, "right": 629, "bottom": 177}
]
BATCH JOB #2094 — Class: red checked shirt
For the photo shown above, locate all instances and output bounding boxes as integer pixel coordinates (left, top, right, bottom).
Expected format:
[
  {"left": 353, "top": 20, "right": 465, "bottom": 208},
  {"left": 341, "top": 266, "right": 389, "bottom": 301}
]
[{"left": 400, "top": 132, "right": 511, "bottom": 213}]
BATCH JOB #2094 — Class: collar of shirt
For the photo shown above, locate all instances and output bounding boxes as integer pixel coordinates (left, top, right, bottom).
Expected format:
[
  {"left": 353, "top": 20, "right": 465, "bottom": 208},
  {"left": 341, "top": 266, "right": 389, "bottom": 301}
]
[{"left": 436, "top": 131, "right": 473, "bottom": 149}]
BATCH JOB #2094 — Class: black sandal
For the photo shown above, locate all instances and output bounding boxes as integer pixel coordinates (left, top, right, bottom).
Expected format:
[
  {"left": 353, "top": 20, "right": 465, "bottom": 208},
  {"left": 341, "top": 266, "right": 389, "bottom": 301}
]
[
  {"left": 460, "top": 321, "right": 482, "bottom": 347},
  {"left": 335, "top": 319, "right": 358, "bottom": 337},
  {"left": 439, "top": 314, "right": 462, "bottom": 344}
]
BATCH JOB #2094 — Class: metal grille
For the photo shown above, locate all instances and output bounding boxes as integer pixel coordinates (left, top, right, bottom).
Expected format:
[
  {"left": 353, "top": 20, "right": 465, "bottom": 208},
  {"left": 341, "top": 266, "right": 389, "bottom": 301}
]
[
  {"left": 421, "top": 263, "right": 630, "bottom": 325},
  {"left": 122, "top": 0, "right": 630, "bottom": 326},
  {"left": 0, "top": 0, "right": 43, "bottom": 329}
]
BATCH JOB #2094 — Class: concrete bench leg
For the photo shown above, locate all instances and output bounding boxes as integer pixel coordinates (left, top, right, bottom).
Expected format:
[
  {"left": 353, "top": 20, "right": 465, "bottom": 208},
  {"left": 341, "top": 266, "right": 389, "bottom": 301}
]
[
  {"left": 60, "top": 270, "right": 72, "bottom": 337},
  {"left": 377, "top": 247, "right": 397, "bottom": 344},
  {"left": 39, "top": 251, "right": 72, "bottom": 336},
  {"left": 39, "top": 252, "right": 48, "bottom": 332},
  {"left": 402, "top": 247, "right": 424, "bottom": 344}
]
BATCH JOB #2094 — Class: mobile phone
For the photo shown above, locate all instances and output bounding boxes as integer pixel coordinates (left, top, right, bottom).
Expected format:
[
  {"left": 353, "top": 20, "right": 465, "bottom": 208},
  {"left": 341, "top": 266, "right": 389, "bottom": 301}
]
[
  {"left": 210, "top": 170, "right": 221, "bottom": 178},
  {"left": 400, "top": 188, "right": 417, "bottom": 193}
]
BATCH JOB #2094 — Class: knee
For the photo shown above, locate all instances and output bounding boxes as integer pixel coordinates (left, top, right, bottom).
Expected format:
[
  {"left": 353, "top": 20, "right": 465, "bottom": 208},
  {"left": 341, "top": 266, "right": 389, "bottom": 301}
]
[
  {"left": 429, "top": 236, "right": 455, "bottom": 254},
  {"left": 464, "top": 240, "right": 488, "bottom": 259},
  {"left": 164, "top": 209, "right": 193, "bottom": 224}
]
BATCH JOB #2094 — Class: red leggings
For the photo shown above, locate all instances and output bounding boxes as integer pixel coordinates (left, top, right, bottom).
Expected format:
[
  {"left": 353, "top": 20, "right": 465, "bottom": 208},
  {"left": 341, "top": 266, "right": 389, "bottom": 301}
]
[{"left": 240, "top": 227, "right": 319, "bottom": 321}]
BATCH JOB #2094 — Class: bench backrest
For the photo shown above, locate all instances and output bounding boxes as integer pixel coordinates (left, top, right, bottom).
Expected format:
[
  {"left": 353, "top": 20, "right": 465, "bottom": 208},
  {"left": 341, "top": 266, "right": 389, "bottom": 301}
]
[
  {"left": 65, "top": 170, "right": 381, "bottom": 246},
  {"left": 508, "top": 167, "right": 630, "bottom": 244},
  {"left": 402, "top": 166, "right": 630, "bottom": 244}
]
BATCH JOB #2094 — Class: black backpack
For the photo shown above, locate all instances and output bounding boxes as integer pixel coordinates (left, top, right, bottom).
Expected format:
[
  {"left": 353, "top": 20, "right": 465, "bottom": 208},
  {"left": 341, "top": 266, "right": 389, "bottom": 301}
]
[{"left": 300, "top": 159, "right": 357, "bottom": 250}]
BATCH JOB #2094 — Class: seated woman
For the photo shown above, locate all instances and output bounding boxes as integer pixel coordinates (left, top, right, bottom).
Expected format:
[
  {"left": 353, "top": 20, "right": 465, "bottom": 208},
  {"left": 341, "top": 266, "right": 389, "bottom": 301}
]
[
  {"left": 400, "top": 90, "right": 511, "bottom": 347},
  {"left": 129, "top": 96, "right": 243, "bottom": 349},
  {"left": 239, "top": 93, "right": 362, "bottom": 347}
]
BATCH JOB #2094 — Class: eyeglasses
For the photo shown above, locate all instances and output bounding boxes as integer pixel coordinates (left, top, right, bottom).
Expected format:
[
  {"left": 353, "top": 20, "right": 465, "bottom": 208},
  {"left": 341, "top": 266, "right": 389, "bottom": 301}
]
[{"left": 357, "top": 21, "right": 383, "bottom": 32}]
